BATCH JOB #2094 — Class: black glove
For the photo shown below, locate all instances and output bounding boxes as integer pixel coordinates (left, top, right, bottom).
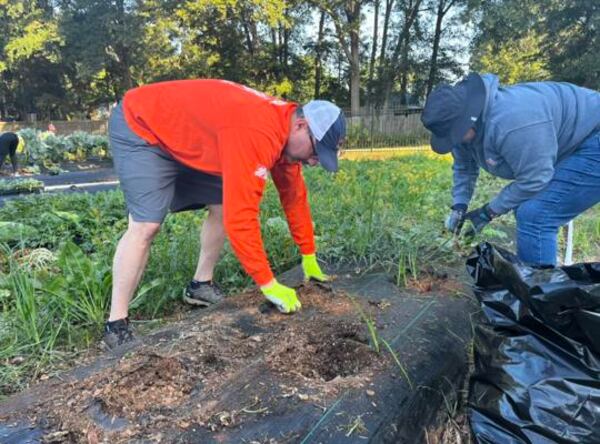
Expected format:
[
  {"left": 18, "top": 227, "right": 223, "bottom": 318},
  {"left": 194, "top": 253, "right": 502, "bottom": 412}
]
[
  {"left": 463, "top": 204, "right": 496, "bottom": 237},
  {"left": 445, "top": 204, "right": 467, "bottom": 234}
]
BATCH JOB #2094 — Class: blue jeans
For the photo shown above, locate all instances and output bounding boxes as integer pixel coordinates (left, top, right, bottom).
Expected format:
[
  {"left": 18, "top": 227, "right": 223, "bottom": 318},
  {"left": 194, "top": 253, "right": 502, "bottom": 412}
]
[{"left": 515, "top": 130, "right": 600, "bottom": 266}]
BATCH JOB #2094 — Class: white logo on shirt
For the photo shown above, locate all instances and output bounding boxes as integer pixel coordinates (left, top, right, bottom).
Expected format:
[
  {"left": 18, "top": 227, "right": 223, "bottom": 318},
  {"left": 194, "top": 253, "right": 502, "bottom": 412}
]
[
  {"left": 254, "top": 165, "right": 269, "bottom": 180},
  {"left": 486, "top": 158, "right": 497, "bottom": 167}
]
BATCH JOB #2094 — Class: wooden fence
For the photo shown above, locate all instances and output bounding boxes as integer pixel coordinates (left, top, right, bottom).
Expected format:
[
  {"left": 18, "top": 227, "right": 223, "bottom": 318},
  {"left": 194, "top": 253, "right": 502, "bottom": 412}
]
[
  {"left": 0, "top": 120, "right": 108, "bottom": 135},
  {"left": 0, "top": 110, "right": 430, "bottom": 150}
]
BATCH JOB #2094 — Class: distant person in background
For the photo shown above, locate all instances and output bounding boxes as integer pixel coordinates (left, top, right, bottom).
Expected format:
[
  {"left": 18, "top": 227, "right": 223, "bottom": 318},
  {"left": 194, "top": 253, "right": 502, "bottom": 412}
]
[
  {"left": 0, "top": 132, "right": 19, "bottom": 175},
  {"left": 48, "top": 122, "right": 57, "bottom": 134}
]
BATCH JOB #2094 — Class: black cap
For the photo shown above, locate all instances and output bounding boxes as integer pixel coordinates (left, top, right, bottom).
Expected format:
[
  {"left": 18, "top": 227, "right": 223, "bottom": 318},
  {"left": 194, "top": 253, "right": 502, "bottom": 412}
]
[{"left": 421, "top": 73, "right": 486, "bottom": 154}]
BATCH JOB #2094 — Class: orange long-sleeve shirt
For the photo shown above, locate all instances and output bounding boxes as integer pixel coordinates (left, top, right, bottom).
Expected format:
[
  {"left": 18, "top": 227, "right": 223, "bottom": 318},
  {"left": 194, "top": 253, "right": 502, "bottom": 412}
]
[{"left": 122, "top": 79, "right": 316, "bottom": 285}]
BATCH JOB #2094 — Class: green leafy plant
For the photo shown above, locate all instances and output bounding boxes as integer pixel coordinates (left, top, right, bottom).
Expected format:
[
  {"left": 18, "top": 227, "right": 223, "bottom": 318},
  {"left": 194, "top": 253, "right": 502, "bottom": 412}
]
[
  {"left": 16, "top": 129, "right": 110, "bottom": 170},
  {"left": 43, "top": 242, "right": 112, "bottom": 328},
  {"left": 0, "top": 178, "right": 44, "bottom": 195},
  {"left": 0, "top": 222, "right": 39, "bottom": 244}
]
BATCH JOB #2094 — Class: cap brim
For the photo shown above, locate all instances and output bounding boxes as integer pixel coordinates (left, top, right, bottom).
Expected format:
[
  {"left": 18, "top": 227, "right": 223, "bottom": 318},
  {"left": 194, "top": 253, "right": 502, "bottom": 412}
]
[
  {"left": 430, "top": 132, "right": 454, "bottom": 154},
  {"left": 316, "top": 140, "right": 338, "bottom": 172}
]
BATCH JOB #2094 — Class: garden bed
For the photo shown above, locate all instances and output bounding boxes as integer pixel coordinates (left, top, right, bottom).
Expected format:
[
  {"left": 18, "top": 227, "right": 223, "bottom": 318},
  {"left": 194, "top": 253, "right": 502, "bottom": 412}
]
[
  {"left": 0, "top": 165, "right": 118, "bottom": 206},
  {"left": 0, "top": 178, "right": 44, "bottom": 196},
  {"left": 0, "top": 266, "right": 476, "bottom": 443}
]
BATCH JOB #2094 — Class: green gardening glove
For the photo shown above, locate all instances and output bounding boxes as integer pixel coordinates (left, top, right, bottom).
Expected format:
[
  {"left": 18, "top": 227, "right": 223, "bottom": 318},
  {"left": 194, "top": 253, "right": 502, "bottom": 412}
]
[
  {"left": 302, "top": 254, "right": 329, "bottom": 282},
  {"left": 261, "top": 280, "right": 301, "bottom": 313}
]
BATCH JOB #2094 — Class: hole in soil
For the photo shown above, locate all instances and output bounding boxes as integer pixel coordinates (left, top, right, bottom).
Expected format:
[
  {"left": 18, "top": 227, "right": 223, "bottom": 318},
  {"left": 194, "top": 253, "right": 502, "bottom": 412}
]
[
  {"left": 268, "top": 321, "right": 376, "bottom": 381},
  {"left": 201, "top": 352, "right": 227, "bottom": 370},
  {"left": 393, "top": 270, "right": 462, "bottom": 294}
]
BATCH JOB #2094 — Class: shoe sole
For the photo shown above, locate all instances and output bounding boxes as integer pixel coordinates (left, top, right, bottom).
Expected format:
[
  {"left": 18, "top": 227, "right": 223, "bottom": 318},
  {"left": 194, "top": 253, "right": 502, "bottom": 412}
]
[
  {"left": 183, "top": 290, "right": 212, "bottom": 307},
  {"left": 101, "top": 337, "right": 141, "bottom": 355}
]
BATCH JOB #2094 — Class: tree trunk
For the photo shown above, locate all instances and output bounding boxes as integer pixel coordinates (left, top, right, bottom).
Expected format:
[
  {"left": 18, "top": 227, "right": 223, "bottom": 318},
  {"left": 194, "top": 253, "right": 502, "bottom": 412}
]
[
  {"left": 321, "top": 1, "right": 363, "bottom": 114},
  {"left": 115, "top": 0, "right": 133, "bottom": 94},
  {"left": 426, "top": 0, "right": 447, "bottom": 97},
  {"left": 241, "top": 7, "right": 256, "bottom": 56},
  {"left": 379, "top": 0, "right": 423, "bottom": 107},
  {"left": 283, "top": 27, "right": 290, "bottom": 74},
  {"left": 271, "top": 27, "right": 280, "bottom": 66},
  {"left": 378, "top": 0, "right": 394, "bottom": 68},
  {"left": 399, "top": 30, "right": 410, "bottom": 104},
  {"left": 367, "top": 0, "right": 380, "bottom": 107},
  {"left": 374, "top": 0, "right": 394, "bottom": 108},
  {"left": 242, "top": 22, "right": 254, "bottom": 56},
  {"left": 346, "top": 0, "right": 361, "bottom": 116},
  {"left": 278, "top": 26, "right": 284, "bottom": 66},
  {"left": 314, "top": 11, "right": 326, "bottom": 98},
  {"left": 350, "top": 26, "right": 360, "bottom": 116}
]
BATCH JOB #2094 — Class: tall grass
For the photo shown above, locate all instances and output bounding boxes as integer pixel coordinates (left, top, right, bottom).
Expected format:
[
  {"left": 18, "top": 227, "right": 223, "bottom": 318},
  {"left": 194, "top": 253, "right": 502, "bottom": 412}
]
[{"left": 2, "top": 154, "right": 595, "bottom": 394}]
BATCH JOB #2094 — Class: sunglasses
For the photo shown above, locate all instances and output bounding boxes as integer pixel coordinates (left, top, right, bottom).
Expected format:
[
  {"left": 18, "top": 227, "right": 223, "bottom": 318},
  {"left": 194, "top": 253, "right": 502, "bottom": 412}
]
[{"left": 308, "top": 128, "right": 317, "bottom": 158}]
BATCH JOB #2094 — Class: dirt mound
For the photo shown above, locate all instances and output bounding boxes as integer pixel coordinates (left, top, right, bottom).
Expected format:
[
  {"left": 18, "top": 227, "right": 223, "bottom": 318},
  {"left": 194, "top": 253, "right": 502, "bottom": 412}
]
[
  {"left": 95, "top": 354, "right": 192, "bottom": 416},
  {"left": 5, "top": 284, "right": 383, "bottom": 442},
  {"left": 268, "top": 320, "right": 375, "bottom": 381},
  {"left": 228, "top": 281, "right": 354, "bottom": 317},
  {"left": 0, "top": 271, "right": 475, "bottom": 444}
]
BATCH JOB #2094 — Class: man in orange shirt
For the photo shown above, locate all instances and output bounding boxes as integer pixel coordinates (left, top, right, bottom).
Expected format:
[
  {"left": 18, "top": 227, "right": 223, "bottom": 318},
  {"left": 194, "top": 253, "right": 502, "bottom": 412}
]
[{"left": 103, "top": 79, "right": 346, "bottom": 349}]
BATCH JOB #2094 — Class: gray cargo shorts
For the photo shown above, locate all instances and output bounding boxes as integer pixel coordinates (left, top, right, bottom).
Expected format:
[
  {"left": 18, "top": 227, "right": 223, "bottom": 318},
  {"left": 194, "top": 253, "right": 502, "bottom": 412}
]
[{"left": 109, "top": 103, "right": 222, "bottom": 223}]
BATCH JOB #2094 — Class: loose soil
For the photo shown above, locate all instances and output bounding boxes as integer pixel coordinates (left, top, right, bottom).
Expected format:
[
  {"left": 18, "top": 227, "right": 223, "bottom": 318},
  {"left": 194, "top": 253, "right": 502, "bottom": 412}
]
[
  {"left": 405, "top": 273, "right": 465, "bottom": 294},
  {"left": 4, "top": 283, "right": 385, "bottom": 443}
]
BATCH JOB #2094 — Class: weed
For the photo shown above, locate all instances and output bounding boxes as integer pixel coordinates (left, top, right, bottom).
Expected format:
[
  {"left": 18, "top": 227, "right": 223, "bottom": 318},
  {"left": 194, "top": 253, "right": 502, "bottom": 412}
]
[
  {"left": 349, "top": 295, "right": 380, "bottom": 353},
  {"left": 382, "top": 339, "right": 414, "bottom": 390},
  {"left": 340, "top": 414, "right": 367, "bottom": 437}
]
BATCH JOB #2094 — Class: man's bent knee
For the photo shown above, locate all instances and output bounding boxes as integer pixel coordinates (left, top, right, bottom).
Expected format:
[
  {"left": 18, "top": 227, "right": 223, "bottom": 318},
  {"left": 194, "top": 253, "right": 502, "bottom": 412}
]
[
  {"left": 207, "top": 204, "right": 223, "bottom": 218},
  {"left": 126, "top": 217, "right": 162, "bottom": 243},
  {"left": 515, "top": 199, "right": 541, "bottom": 227},
  {"left": 516, "top": 199, "right": 561, "bottom": 232}
]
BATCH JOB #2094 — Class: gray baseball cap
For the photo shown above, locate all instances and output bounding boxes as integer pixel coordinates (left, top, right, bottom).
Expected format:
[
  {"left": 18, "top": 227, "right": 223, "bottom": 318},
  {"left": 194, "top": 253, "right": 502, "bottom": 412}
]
[{"left": 302, "top": 100, "right": 347, "bottom": 172}]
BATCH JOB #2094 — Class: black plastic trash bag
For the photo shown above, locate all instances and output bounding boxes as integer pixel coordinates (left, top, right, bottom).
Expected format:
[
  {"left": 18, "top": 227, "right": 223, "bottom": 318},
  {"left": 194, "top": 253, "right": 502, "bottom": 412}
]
[{"left": 466, "top": 242, "right": 600, "bottom": 444}]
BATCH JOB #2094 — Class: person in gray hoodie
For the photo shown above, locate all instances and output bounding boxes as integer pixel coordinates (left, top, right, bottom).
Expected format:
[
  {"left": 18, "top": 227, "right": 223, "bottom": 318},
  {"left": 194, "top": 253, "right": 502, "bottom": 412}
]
[{"left": 421, "top": 73, "right": 600, "bottom": 267}]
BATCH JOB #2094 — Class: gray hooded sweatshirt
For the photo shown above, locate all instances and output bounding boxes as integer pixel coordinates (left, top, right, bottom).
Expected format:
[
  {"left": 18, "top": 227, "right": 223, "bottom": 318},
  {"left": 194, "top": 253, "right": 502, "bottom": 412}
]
[{"left": 452, "top": 74, "right": 600, "bottom": 215}]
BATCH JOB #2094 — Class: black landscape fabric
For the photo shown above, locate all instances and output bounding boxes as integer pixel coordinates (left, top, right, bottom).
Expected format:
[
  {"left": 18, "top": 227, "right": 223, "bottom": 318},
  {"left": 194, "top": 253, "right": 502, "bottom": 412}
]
[{"left": 0, "top": 267, "right": 474, "bottom": 443}]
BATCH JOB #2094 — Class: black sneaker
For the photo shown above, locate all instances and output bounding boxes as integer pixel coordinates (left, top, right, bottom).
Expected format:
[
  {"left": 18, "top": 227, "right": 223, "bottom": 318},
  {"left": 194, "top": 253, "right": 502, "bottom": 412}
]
[
  {"left": 103, "top": 318, "right": 136, "bottom": 349},
  {"left": 183, "top": 280, "right": 224, "bottom": 306}
]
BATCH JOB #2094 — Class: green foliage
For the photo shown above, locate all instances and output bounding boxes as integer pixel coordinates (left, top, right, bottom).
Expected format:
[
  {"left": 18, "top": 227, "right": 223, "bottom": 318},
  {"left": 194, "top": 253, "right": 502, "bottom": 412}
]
[
  {"left": 0, "top": 221, "right": 39, "bottom": 244},
  {"left": 44, "top": 242, "right": 112, "bottom": 328},
  {"left": 544, "top": 0, "right": 600, "bottom": 89},
  {"left": 16, "top": 129, "right": 110, "bottom": 168},
  {"left": 472, "top": 0, "right": 600, "bottom": 89},
  {"left": 0, "top": 191, "right": 126, "bottom": 253},
  {"left": 0, "top": 178, "right": 44, "bottom": 195},
  {"left": 0, "top": 1, "right": 64, "bottom": 118},
  {"left": 4, "top": 19, "right": 62, "bottom": 63},
  {"left": 0, "top": 0, "right": 596, "bottom": 122},
  {"left": 473, "top": 32, "right": 551, "bottom": 84},
  {"left": 1, "top": 154, "right": 598, "bottom": 395}
]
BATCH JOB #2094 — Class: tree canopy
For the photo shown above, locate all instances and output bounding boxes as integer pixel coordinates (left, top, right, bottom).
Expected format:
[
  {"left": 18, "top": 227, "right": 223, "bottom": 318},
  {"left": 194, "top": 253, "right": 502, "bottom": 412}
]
[{"left": 0, "top": 0, "right": 596, "bottom": 120}]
